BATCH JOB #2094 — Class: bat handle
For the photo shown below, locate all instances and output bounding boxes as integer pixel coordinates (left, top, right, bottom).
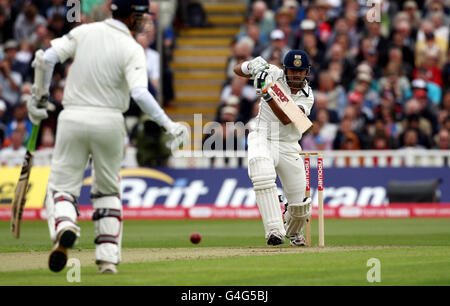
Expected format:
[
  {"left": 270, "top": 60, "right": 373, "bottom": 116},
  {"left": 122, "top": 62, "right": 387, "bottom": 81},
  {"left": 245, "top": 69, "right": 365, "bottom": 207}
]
[{"left": 27, "top": 124, "right": 41, "bottom": 153}]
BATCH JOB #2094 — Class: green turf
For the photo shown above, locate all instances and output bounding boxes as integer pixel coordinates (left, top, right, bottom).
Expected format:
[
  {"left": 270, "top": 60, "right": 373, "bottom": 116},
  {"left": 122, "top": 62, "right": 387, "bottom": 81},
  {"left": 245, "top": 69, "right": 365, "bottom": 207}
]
[{"left": 0, "top": 219, "right": 449, "bottom": 285}]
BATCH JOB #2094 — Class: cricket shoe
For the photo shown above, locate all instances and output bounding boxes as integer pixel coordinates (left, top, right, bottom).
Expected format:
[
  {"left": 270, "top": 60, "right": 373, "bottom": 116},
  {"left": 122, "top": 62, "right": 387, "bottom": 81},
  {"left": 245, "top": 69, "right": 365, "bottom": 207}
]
[
  {"left": 289, "top": 233, "right": 306, "bottom": 247},
  {"left": 48, "top": 227, "right": 78, "bottom": 273},
  {"left": 266, "top": 231, "right": 285, "bottom": 246},
  {"left": 98, "top": 261, "right": 118, "bottom": 274}
]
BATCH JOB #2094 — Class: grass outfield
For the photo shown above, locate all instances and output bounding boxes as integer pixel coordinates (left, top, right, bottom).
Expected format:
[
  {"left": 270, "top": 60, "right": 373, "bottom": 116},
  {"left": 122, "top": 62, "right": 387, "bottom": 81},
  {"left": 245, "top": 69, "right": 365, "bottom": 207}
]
[{"left": 0, "top": 219, "right": 449, "bottom": 285}]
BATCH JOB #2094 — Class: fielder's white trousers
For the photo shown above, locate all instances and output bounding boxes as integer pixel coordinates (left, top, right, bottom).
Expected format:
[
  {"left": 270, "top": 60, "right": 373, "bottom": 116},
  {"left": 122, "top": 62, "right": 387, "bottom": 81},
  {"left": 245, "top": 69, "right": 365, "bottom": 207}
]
[
  {"left": 48, "top": 107, "right": 125, "bottom": 196},
  {"left": 46, "top": 107, "right": 125, "bottom": 264}
]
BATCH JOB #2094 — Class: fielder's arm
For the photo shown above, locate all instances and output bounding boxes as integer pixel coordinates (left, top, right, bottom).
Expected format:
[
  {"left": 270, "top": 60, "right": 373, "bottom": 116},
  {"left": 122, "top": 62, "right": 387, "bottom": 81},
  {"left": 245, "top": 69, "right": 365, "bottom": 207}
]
[{"left": 131, "top": 87, "right": 186, "bottom": 137}]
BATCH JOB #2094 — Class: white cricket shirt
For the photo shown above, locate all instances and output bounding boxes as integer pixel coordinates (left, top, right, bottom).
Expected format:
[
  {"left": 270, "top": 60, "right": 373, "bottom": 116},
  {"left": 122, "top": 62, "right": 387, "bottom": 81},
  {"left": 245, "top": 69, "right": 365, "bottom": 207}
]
[
  {"left": 51, "top": 19, "right": 148, "bottom": 112},
  {"left": 254, "top": 64, "right": 314, "bottom": 143}
]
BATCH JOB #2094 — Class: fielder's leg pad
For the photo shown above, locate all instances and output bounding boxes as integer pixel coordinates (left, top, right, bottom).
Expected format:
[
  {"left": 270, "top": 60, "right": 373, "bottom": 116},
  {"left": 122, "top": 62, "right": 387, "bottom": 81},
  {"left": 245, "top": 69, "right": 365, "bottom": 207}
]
[
  {"left": 249, "top": 157, "right": 286, "bottom": 237},
  {"left": 284, "top": 197, "right": 312, "bottom": 237},
  {"left": 51, "top": 191, "right": 80, "bottom": 245}
]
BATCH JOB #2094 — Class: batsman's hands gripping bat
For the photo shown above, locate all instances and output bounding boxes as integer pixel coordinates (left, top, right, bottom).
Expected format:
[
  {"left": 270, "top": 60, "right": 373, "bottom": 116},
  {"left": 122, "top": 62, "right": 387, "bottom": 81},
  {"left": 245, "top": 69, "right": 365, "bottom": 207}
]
[
  {"left": 27, "top": 50, "right": 49, "bottom": 125},
  {"left": 247, "top": 56, "right": 269, "bottom": 76},
  {"left": 254, "top": 70, "right": 273, "bottom": 102},
  {"left": 11, "top": 50, "right": 48, "bottom": 238}
]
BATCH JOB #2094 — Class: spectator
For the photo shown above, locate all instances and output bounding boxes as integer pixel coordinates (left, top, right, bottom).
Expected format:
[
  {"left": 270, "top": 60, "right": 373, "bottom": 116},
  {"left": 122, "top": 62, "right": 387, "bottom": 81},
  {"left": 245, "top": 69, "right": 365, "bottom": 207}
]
[
  {"left": 13, "top": 3, "right": 47, "bottom": 43},
  {"left": 148, "top": 1, "right": 176, "bottom": 106},
  {"left": 327, "top": 17, "right": 354, "bottom": 53},
  {"left": 353, "top": 72, "right": 380, "bottom": 109},
  {"left": 0, "top": 6, "right": 13, "bottom": 44},
  {"left": 246, "top": 24, "right": 268, "bottom": 58},
  {"left": 0, "top": 47, "right": 22, "bottom": 108},
  {"left": 401, "top": 112, "right": 434, "bottom": 149},
  {"left": 89, "top": 0, "right": 112, "bottom": 22},
  {"left": 416, "top": 30, "right": 446, "bottom": 68},
  {"left": 301, "top": 120, "right": 332, "bottom": 151},
  {"left": 315, "top": 0, "right": 332, "bottom": 44},
  {"left": 260, "top": 29, "right": 291, "bottom": 62},
  {"left": 283, "top": 0, "right": 304, "bottom": 29},
  {"left": 248, "top": 1, "right": 276, "bottom": 42},
  {"left": 412, "top": 76, "right": 442, "bottom": 106},
  {"left": 386, "top": 46, "right": 413, "bottom": 81},
  {"left": 0, "top": 129, "right": 25, "bottom": 166},
  {"left": 434, "top": 128, "right": 450, "bottom": 149},
  {"left": 333, "top": 117, "right": 354, "bottom": 150},
  {"left": 347, "top": 90, "right": 374, "bottom": 148},
  {"left": 390, "top": 30, "right": 415, "bottom": 68},
  {"left": 315, "top": 70, "right": 347, "bottom": 118},
  {"left": 4, "top": 39, "right": 32, "bottom": 80},
  {"left": 220, "top": 75, "right": 257, "bottom": 123},
  {"left": 402, "top": 1, "right": 422, "bottom": 33},
  {"left": 401, "top": 98, "right": 434, "bottom": 138},
  {"left": 324, "top": 43, "right": 355, "bottom": 90},
  {"left": 372, "top": 131, "right": 391, "bottom": 150},
  {"left": 340, "top": 132, "right": 361, "bottom": 150},
  {"left": 47, "top": 12, "right": 68, "bottom": 38},
  {"left": 373, "top": 88, "right": 404, "bottom": 124},
  {"left": 37, "top": 126, "right": 55, "bottom": 150},
  {"left": 275, "top": 6, "right": 295, "bottom": 47},
  {"left": 46, "top": 0, "right": 67, "bottom": 19},
  {"left": 204, "top": 107, "right": 245, "bottom": 153},
  {"left": 136, "top": 25, "right": 160, "bottom": 97},
  {"left": 215, "top": 95, "right": 241, "bottom": 122},
  {"left": 414, "top": 50, "right": 444, "bottom": 88},
  {"left": 378, "top": 62, "right": 412, "bottom": 105},
  {"left": 399, "top": 128, "right": 427, "bottom": 150},
  {"left": 310, "top": 91, "right": 339, "bottom": 124},
  {"left": 315, "top": 108, "right": 338, "bottom": 143},
  {"left": 6, "top": 96, "right": 32, "bottom": 141},
  {"left": 226, "top": 37, "right": 254, "bottom": 81},
  {"left": 371, "top": 117, "right": 398, "bottom": 149}
]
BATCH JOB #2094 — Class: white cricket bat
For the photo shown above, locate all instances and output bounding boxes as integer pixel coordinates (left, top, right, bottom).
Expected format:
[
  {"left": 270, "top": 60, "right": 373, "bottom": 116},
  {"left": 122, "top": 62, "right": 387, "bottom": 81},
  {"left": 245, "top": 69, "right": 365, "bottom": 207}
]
[{"left": 267, "top": 81, "right": 313, "bottom": 134}]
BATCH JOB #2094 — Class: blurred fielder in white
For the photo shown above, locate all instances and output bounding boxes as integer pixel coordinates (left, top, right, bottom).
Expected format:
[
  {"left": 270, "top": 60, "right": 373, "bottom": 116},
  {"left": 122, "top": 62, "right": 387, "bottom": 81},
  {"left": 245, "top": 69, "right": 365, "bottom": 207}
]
[
  {"left": 234, "top": 50, "right": 314, "bottom": 246},
  {"left": 26, "top": 0, "right": 186, "bottom": 274}
]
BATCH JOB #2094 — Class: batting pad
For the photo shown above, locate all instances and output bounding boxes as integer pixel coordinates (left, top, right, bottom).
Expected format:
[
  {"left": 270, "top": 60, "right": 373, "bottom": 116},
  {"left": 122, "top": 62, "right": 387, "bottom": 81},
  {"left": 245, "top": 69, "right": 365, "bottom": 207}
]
[
  {"left": 249, "top": 157, "right": 286, "bottom": 237},
  {"left": 285, "top": 197, "right": 311, "bottom": 237}
]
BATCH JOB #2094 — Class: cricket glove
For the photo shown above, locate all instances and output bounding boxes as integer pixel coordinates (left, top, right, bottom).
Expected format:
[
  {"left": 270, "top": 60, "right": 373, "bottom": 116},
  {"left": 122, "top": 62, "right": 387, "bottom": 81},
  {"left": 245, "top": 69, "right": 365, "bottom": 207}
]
[
  {"left": 247, "top": 56, "right": 269, "bottom": 76},
  {"left": 164, "top": 121, "right": 189, "bottom": 148},
  {"left": 27, "top": 85, "right": 49, "bottom": 125},
  {"left": 254, "top": 70, "right": 273, "bottom": 103}
]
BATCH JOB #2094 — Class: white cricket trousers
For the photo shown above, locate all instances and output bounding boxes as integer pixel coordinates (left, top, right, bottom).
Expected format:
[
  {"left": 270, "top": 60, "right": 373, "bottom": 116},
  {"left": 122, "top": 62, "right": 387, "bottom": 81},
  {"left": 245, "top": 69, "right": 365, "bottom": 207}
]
[
  {"left": 46, "top": 107, "right": 125, "bottom": 264},
  {"left": 247, "top": 131, "right": 307, "bottom": 237},
  {"left": 48, "top": 107, "right": 126, "bottom": 196}
]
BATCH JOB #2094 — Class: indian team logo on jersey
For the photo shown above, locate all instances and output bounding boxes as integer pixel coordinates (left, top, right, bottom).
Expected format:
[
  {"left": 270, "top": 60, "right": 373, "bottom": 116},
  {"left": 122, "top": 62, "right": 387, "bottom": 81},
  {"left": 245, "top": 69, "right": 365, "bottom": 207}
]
[{"left": 293, "top": 54, "right": 302, "bottom": 67}]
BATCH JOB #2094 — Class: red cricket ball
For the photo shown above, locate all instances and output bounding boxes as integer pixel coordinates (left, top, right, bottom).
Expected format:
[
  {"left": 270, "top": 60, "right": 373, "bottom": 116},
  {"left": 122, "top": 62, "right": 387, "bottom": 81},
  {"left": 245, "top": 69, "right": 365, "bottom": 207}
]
[{"left": 190, "top": 232, "right": 202, "bottom": 244}]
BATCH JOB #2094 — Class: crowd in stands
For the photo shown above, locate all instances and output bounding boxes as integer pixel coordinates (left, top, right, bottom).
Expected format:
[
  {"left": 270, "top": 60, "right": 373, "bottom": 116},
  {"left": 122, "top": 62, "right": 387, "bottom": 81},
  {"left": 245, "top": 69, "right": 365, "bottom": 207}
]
[
  {"left": 0, "top": 0, "right": 173, "bottom": 166},
  {"left": 0, "top": 0, "right": 449, "bottom": 167},
  {"left": 218, "top": 0, "right": 450, "bottom": 153}
]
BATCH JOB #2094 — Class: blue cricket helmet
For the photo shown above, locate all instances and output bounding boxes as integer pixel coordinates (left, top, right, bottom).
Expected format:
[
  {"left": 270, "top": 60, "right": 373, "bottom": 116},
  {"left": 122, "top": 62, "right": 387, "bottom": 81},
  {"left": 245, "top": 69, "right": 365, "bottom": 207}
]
[
  {"left": 110, "top": 0, "right": 150, "bottom": 18},
  {"left": 283, "top": 50, "right": 311, "bottom": 71}
]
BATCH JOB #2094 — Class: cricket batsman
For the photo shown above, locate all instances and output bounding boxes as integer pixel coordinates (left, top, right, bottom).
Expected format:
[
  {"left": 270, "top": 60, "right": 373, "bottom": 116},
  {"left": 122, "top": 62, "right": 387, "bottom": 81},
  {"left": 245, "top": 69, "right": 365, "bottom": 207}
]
[
  {"left": 26, "top": 0, "right": 186, "bottom": 273},
  {"left": 234, "top": 50, "right": 314, "bottom": 246}
]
